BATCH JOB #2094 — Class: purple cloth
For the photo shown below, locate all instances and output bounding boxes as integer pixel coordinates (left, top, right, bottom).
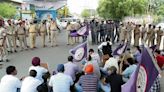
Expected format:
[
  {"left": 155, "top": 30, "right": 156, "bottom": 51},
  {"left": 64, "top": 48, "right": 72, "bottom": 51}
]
[
  {"left": 70, "top": 25, "right": 89, "bottom": 37},
  {"left": 122, "top": 47, "right": 159, "bottom": 92},
  {"left": 133, "top": 51, "right": 142, "bottom": 62},
  {"left": 113, "top": 43, "right": 127, "bottom": 56},
  {"left": 64, "top": 62, "right": 79, "bottom": 81},
  {"left": 69, "top": 41, "right": 87, "bottom": 62}
]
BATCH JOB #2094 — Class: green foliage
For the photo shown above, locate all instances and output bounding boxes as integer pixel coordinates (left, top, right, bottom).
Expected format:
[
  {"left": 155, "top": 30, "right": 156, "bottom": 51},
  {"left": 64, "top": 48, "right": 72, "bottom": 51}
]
[
  {"left": 81, "top": 9, "right": 91, "bottom": 18},
  {"left": 57, "top": 6, "right": 70, "bottom": 18},
  {"left": 97, "top": 0, "right": 148, "bottom": 20},
  {"left": 0, "top": 3, "right": 16, "bottom": 18}
]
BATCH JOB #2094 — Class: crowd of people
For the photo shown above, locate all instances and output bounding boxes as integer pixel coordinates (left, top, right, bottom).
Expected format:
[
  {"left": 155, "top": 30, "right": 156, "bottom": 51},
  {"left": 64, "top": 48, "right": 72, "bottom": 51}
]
[
  {"left": 0, "top": 17, "right": 90, "bottom": 65},
  {"left": 90, "top": 19, "right": 164, "bottom": 49},
  {"left": 0, "top": 44, "right": 164, "bottom": 92},
  {"left": 0, "top": 17, "right": 164, "bottom": 92}
]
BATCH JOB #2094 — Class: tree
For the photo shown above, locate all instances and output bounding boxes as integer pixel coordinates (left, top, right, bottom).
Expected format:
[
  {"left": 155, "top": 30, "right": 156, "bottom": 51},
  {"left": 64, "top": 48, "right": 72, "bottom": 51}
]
[
  {"left": 81, "top": 9, "right": 91, "bottom": 18},
  {"left": 0, "top": 3, "right": 16, "bottom": 18},
  {"left": 97, "top": 0, "right": 148, "bottom": 20},
  {"left": 57, "top": 6, "right": 70, "bottom": 18}
]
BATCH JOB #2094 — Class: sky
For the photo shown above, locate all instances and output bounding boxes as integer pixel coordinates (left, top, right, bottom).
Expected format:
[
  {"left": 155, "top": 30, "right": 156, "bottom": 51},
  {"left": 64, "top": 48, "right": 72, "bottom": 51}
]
[{"left": 67, "top": 0, "right": 99, "bottom": 14}]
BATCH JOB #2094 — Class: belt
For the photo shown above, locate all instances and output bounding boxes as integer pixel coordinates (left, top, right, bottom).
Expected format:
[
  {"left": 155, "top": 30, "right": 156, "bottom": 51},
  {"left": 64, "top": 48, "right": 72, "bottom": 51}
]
[
  {"left": 29, "top": 32, "right": 36, "bottom": 33},
  {"left": 40, "top": 31, "right": 46, "bottom": 33},
  {"left": 51, "top": 30, "right": 57, "bottom": 31},
  {"left": 18, "top": 34, "right": 25, "bottom": 35},
  {"left": 7, "top": 34, "right": 12, "bottom": 35}
]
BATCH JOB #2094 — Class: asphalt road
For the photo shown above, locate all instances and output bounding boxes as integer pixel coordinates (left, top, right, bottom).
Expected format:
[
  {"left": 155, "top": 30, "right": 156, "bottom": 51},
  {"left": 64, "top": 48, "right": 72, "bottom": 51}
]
[{"left": 0, "top": 30, "right": 98, "bottom": 79}]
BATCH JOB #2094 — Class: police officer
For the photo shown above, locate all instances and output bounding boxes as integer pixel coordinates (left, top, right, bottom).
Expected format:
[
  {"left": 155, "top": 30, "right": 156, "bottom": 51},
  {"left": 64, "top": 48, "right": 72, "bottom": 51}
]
[
  {"left": 119, "top": 23, "right": 126, "bottom": 44},
  {"left": 150, "top": 25, "right": 156, "bottom": 46},
  {"left": 6, "top": 20, "right": 14, "bottom": 53},
  {"left": 0, "top": 19, "right": 9, "bottom": 62},
  {"left": 29, "top": 20, "right": 38, "bottom": 49},
  {"left": 50, "top": 20, "right": 59, "bottom": 47},
  {"left": 73, "top": 22, "right": 81, "bottom": 43},
  {"left": 90, "top": 19, "right": 96, "bottom": 44},
  {"left": 99, "top": 21, "right": 105, "bottom": 42},
  {"left": 134, "top": 24, "right": 140, "bottom": 46},
  {"left": 126, "top": 22, "right": 133, "bottom": 44},
  {"left": 145, "top": 24, "right": 152, "bottom": 46},
  {"left": 46, "top": 20, "right": 51, "bottom": 42},
  {"left": 40, "top": 20, "right": 47, "bottom": 47},
  {"left": 156, "top": 26, "right": 163, "bottom": 48},
  {"left": 114, "top": 20, "right": 120, "bottom": 42},
  {"left": 141, "top": 24, "right": 147, "bottom": 44},
  {"left": 95, "top": 21, "right": 100, "bottom": 45},
  {"left": 17, "top": 22, "right": 28, "bottom": 51},
  {"left": 66, "top": 22, "right": 74, "bottom": 45}
]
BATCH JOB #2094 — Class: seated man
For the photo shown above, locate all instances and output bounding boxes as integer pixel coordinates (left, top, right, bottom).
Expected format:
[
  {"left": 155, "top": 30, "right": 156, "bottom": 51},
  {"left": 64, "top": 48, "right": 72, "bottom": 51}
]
[
  {"left": 0, "top": 66, "right": 21, "bottom": 92},
  {"left": 29, "top": 57, "right": 49, "bottom": 82},
  {"left": 21, "top": 70, "right": 42, "bottom": 92},
  {"left": 76, "top": 64, "right": 99, "bottom": 92},
  {"left": 49, "top": 64, "right": 73, "bottom": 92}
]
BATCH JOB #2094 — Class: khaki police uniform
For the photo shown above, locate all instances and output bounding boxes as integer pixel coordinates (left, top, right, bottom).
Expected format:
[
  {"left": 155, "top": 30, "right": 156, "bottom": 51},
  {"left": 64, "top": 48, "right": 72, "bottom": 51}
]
[
  {"left": 73, "top": 22, "right": 81, "bottom": 43},
  {"left": 150, "top": 28, "right": 155, "bottom": 46},
  {"left": 29, "top": 24, "right": 38, "bottom": 49},
  {"left": 119, "top": 25, "right": 126, "bottom": 43},
  {"left": 17, "top": 25, "right": 27, "bottom": 50},
  {"left": 50, "top": 22, "right": 58, "bottom": 47},
  {"left": 145, "top": 27, "right": 152, "bottom": 46},
  {"left": 134, "top": 25, "right": 140, "bottom": 46},
  {"left": 12, "top": 25, "right": 18, "bottom": 52},
  {"left": 0, "top": 27, "right": 8, "bottom": 61},
  {"left": 46, "top": 21, "right": 51, "bottom": 42},
  {"left": 156, "top": 29, "right": 163, "bottom": 47},
  {"left": 126, "top": 23, "right": 133, "bottom": 44},
  {"left": 141, "top": 26, "right": 147, "bottom": 44},
  {"left": 6, "top": 25, "right": 14, "bottom": 52},
  {"left": 40, "top": 23, "right": 47, "bottom": 47},
  {"left": 66, "top": 24, "right": 74, "bottom": 45}
]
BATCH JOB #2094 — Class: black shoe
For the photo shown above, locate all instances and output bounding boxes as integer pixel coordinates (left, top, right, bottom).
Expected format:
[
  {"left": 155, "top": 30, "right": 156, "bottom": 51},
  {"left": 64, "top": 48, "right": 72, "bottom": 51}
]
[
  {"left": 6, "top": 59, "right": 9, "bottom": 62},
  {"left": 14, "top": 50, "right": 17, "bottom": 53},
  {"left": 0, "top": 60, "right": 3, "bottom": 62}
]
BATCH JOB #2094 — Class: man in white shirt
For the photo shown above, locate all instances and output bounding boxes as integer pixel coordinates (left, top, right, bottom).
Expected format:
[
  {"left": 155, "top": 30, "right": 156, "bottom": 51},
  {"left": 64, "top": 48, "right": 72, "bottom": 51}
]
[
  {"left": 29, "top": 57, "right": 48, "bottom": 82},
  {"left": 89, "top": 49, "right": 101, "bottom": 64},
  {"left": 21, "top": 70, "right": 42, "bottom": 92},
  {"left": 103, "top": 54, "right": 119, "bottom": 71},
  {"left": 0, "top": 66, "right": 21, "bottom": 92},
  {"left": 49, "top": 64, "right": 73, "bottom": 92}
]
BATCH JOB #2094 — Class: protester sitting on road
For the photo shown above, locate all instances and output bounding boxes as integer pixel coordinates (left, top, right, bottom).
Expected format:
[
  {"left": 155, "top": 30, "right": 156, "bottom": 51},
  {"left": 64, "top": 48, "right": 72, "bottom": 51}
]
[
  {"left": 103, "top": 54, "right": 119, "bottom": 72},
  {"left": 99, "top": 75, "right": 111, "bottom": 92},
  {"left": 76, "top": 64, "right": 99, "bottom": 92},
  {"left": 64, "top": 56, "right": 80, "bottom": 81},
  {"left": 0, "top": 66, "right": 21, "bottom": 92},
  {"left": 98, "top": 37, "right": 112, "bottom": 66},
  {"left": 37, "top": 72, "right": 50, "bottom": 92},
  {"left": 49, "top": 64, "right": 73, "bottom": 92},
  {"left": 29, "top": 57, "right": 49, "bottom": 82},
  {"left": 83, "top": 55, "right": 101, "bottom": 79},
  {"left": 154, "top": 49, "right": 164, "bottom": 68},
  {"left": 133, "top": 46, "right": 142, "bottom": 62},
  {"left": 21, "top": 70, "right": 42, "bottom": 92},
  {"left": 105, "top": 66, "right": 124, "bottom": 92},
  {"left": 89, "top": 49, "right": 101, "bottom": 64},
  {"left": 150, "top": 50, "right": 164, "bottom": 92},
  {"left": 98, "top": 37, "right": 112, "bottom": 56},
  {"left": 122, "top": 58, "right": 137, "bottom": 82}
]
